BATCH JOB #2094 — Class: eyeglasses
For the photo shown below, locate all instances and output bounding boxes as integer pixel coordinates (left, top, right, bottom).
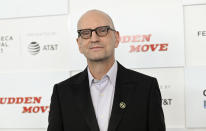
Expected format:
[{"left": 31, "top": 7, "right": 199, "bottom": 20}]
[{"left": 77, "top": 26, "right": 116, "bottom": 39}]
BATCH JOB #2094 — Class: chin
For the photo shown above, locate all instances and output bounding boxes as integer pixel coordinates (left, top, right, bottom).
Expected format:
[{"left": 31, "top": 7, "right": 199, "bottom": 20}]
[{"left": 88, "top": 56, "right": 109, "bottom": 62}]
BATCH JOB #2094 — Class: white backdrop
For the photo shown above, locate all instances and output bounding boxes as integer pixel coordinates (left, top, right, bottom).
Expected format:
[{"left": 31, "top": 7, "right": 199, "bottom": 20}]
[
  {"left": 0, "top": 15, "right": 70, "bottom": 72},
  {"left": 0, "top": 72, "right": 70, "bottom": 128},
  {"left": 184, "top": 4, "right": 206, "bottom": 66},
  {"left": 184, "top": 4, "right": 206, "bottom": 129},
  {"left": 185, "top": 67, "right": 206, "bottom": 128},
  {"left": 0, "top": 0, "right": 206, "bottom": 131},
  {"left": 0, "top": 0, "right": 68, "bottom": 19}
]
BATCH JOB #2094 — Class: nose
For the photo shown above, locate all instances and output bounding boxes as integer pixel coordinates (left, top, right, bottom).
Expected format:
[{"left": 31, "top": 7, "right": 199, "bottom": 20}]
[{"left": 90, "top": 31, "right": 100, "bottom": 42}]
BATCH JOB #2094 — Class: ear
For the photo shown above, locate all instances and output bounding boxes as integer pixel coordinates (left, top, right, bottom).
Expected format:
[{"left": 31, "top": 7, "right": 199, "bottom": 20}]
[
  {"left": 114, "top": 31, "right": 120, "bottom": 48},
  {"left": 76, "top": 38, "right": 83, "bottom": 54}
]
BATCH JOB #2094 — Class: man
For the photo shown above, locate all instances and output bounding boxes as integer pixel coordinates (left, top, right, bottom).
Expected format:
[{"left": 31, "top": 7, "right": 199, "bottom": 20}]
[{"left": 47, "top": 9, "right": 165, "bottom": 131}]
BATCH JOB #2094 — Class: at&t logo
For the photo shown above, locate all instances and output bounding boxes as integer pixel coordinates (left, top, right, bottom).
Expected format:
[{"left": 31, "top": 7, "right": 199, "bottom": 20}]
[
  {"left": 28, "top": 41, "right": 40, "bottom": 55},
  {"left": 28, "top": 41, "right": 58, "bottom": 55}
]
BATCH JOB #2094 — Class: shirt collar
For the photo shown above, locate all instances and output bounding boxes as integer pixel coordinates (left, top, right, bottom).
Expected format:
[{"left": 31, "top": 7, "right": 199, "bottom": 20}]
[{"left": 88, "top": 61, "right": 118, "bottom": 88}]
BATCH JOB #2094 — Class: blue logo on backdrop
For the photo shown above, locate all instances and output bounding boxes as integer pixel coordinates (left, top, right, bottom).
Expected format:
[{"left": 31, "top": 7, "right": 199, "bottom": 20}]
[{"left": 204, "top": 100, "right": 206, "bottom": 109}]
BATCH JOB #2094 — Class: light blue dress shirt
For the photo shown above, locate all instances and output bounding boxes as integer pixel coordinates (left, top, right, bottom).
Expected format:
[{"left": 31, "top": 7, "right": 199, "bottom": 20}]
[{"left": 88, "top": 61, "right": 118, "bottom": 131}]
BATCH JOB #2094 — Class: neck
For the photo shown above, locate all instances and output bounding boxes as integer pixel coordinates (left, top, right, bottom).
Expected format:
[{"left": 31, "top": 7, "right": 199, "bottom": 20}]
[{"left": 87, "top": 57, "right": 115, "bottom": 80}]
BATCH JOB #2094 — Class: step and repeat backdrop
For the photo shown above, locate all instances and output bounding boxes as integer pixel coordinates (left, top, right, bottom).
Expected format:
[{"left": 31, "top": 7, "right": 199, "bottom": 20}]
[
  {"left": 0, "top": 0, "right": 206, "bottom": 131},
  {"left": 184, "top": 3, "right": 206, "bottom": 128}
]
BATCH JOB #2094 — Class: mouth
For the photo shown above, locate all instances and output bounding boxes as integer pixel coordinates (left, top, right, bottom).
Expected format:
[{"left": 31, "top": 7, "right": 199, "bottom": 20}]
[
  {"left": 90, "top": 46, "right": 103, "bottom": 49},
  {"left": 89, "top": 46, "right": 104, "bottom": 50}
]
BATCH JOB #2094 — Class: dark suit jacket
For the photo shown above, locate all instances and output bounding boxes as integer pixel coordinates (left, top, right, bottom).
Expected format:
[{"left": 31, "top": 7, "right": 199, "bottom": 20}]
[{"left": 47, "top": 62, "right": 165, "bottom": 131}]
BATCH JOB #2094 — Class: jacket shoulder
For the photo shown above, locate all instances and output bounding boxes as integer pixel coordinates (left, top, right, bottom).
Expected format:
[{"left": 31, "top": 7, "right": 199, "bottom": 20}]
[
  {"left": 119, "top": 63, "right": 156, "bottom": 83},
  {"left": 127, "top": 68, "right": 155, "bottom": 80}
]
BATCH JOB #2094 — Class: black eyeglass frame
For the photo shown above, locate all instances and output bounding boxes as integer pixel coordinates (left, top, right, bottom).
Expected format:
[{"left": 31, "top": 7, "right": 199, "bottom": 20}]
[{"left": 77, "top": 26, "right": 116, "bottom": 39}]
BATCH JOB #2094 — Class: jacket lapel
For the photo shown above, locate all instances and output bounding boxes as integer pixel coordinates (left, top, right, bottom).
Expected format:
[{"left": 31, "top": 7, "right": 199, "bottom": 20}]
[
  {"left": 73, "top": 69, "right": 100, "bottom": 131},
  {"left": 107, "top": 62, "right": 132, "bottom": 131}
]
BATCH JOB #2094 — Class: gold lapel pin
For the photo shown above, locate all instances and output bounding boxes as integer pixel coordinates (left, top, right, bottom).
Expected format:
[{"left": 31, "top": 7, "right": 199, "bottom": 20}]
[{"left": 119, "top": 102, "right": 126, "bottom": 109}]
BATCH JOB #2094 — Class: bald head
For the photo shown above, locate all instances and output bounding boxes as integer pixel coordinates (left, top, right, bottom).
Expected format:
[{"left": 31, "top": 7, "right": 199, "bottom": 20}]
[{"left": 77, "top": 9, "right": 115, "bottom": 30}]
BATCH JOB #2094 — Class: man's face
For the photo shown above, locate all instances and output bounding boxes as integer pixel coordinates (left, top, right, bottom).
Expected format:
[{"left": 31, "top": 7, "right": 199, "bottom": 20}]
[{"left": 76, "top": 12, "right": 119, "bottom": 62}]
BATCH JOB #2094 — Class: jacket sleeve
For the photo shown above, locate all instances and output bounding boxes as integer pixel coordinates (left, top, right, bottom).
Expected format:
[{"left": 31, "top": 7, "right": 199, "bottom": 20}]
[
  {"left": 148, "top": 78, "right": 166, "bottom": 131},
  {"left": 47, "top": 84, "right": 64, "bottom": 131}
]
